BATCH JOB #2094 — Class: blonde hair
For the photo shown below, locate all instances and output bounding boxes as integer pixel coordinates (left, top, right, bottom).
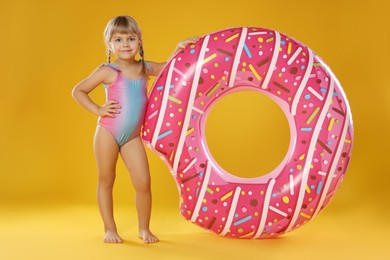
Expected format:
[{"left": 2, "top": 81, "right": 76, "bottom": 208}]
[{"left": 104, "top": 15, "right": 146, "bottom": 76}]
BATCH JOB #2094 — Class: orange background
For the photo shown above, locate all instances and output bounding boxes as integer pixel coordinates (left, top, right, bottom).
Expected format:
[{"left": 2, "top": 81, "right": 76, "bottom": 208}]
[{"left": 0, "top": 0, "right": 389, "bottom": 259}]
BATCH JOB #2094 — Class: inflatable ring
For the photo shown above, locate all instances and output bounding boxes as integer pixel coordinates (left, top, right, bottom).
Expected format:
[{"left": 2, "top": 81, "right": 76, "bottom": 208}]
[{"left": 143, "top": 27, "right": 353, "bottom": 238}]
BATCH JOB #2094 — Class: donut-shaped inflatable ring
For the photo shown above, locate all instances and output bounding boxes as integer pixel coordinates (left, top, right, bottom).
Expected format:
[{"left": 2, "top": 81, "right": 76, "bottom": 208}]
[{"left": 143, "top": 27, "right": 353, "bottom": 238}]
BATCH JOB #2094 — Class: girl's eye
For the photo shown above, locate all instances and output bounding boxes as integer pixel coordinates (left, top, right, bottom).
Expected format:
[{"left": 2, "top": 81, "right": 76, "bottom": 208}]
[{"left": 115, "top": 39, "right": 121, "bottom": 42}]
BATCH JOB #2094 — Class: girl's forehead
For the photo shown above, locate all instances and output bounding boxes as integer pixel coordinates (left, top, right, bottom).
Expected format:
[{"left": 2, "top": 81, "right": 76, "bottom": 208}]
[{"left": 112, "top": 31, "right": 138, "bottom": 37}]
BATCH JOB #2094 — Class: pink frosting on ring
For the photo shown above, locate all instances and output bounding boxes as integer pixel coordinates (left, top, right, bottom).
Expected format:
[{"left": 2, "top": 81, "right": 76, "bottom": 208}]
[{"left": 142, "top": 27, "right": 354, "bottom": 238}]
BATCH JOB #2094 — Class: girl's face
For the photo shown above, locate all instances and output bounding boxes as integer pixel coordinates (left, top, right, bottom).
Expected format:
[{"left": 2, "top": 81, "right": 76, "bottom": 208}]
[{"left": 109, "top": 32, "right": 140, "bottom": 61}]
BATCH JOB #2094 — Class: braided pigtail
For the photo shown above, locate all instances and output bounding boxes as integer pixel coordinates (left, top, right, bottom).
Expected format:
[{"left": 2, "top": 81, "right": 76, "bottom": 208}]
[
  {"left": 140, "top": 44, "right": 147, "bottom": 77},
  {"left": 107, "top": 49, "right": 111, "bottom": 63}
]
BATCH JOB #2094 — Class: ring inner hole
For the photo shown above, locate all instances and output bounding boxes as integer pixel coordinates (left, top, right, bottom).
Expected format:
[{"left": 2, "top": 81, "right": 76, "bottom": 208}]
[{"left": 205, "top": 90, "right": 290, "bottom": 179}]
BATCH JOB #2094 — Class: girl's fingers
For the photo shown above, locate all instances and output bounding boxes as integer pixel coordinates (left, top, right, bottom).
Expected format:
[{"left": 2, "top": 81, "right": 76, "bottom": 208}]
[{"left": 108, "top": 100, "right": 119, "bottom": 104}]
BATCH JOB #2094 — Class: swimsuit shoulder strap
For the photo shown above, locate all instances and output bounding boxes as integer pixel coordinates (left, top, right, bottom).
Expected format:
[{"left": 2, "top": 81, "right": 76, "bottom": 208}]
[
  {"left": 101, "top": 63, "right": 120, "bottom": 72},
  {"left": 144, "top": 61, "right": 151, "bottom": 71}
]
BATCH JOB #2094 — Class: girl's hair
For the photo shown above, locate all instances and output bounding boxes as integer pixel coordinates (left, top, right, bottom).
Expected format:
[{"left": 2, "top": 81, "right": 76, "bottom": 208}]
[{"left": 104, "top": 15, "right": 147, "bottom": 76}]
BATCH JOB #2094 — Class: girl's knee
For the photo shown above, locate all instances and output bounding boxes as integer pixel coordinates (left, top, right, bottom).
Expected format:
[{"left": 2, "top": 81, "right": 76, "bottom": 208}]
[
  {"left": 98, "top": 172, "right": 116, "bottom": 187},
  {"left": 133, "top": 178, "right": 151, "bottom": 193}
]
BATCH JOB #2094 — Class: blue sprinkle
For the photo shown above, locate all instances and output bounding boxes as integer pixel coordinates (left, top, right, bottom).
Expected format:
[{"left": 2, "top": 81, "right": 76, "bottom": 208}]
[
  {"left": 202, "top": 207, "right": 208, "bottom": 212},
  {"left": 272, "top": 193, "right": 277, "bottom": 197},
  {"left": 327, "top": 141, "right": 332, "bottom": 145},
  {"left": 157, "top": 130, "right": 172, "bottom": 140},
  {"left": 233, "top": 215, "right": 253, "bottom": 226},
  {"left": 192, "top": 115, "right": 197, "bottom": 119},
  {"left": 225, "top": 57, "right": 230, "bottom": 62},
  {"left": 281, "top": 40, "right": 286, "bottom": 45},
  {"left": 320, "top": 88, "right": 327, "bottom": 93},
  {"left": 333, "top": 91, "right": 339, "bottom": 96},
  {"left": 301, "top": 65, "right": 305, "bottom": 69},
  {"left": 190, "top": 49, "right": 195, "bottom": 54},
  {"left": 310, "top": 185, "right": 315, "bottom": 189},
  {"left": 243, "top": 44, "right": 252, "bottom": 58},
  {"left": 289, "top": 168, "right": 294, "bottom": 173},
  {"left": 199, "top": 171, "right": 204, "bottom": 177},
  {"left": 316, "top": 181, "right": 323, "bottom": 194},
  {"left": 234, "top": 213, "right": 239, "bottom": 218},
  {"left": 304, "top": 94, "right": 311, "bottom": 99}
]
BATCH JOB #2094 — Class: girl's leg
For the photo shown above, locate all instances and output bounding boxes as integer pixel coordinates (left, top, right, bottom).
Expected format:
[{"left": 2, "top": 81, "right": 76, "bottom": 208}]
[
  {"left": 120, "top": 136, "right": 159, "bottom": 244},
  {"left": 93, "top": 125, "right": 122, "bottom": 243}
]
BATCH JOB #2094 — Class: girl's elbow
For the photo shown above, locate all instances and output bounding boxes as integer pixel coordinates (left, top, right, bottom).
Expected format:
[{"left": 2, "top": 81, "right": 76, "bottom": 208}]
[
  {"left": 71, "top": 87, "right": 78, "bottom": 99},
  {"left": 71, "top": 86, "right": 82, "bottom": 101}
]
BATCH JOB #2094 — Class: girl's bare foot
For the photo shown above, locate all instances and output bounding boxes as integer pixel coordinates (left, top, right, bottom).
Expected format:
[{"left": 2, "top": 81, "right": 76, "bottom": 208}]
[
  {"left": 104, "top": 230, "right": 123, "bottom": 243},
  {"left": 138, "top": 229, "right": 159, "bottom": 244}
]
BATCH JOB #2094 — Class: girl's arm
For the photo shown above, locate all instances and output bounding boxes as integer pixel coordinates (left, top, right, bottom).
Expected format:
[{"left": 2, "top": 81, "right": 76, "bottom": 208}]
[
  {"left": 147, "top": 36, "right": 201, "bottom": 77},
  {"left": 72, "top": 66, "right": 121, "bottom": 118}
]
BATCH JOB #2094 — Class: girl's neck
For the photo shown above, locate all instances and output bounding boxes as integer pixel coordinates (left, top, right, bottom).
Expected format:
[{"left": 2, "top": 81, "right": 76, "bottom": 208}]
[{"left": 114, "top": 58, "right": 138, "bottom": 67}]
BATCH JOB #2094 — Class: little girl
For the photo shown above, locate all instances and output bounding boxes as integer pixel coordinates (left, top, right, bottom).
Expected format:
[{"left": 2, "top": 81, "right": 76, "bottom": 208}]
[{"left": 72, "top": 15, "right": 197, "bottom": 244}]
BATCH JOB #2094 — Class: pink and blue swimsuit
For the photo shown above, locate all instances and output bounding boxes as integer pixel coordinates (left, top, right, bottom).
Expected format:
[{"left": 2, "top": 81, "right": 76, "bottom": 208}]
[{"left": 98, "top": 63, "right": 148, "bottom": 146}]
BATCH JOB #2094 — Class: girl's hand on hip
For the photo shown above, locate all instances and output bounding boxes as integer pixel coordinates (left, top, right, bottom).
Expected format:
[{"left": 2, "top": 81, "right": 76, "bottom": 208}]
[{"left": 98, "top": 100, "right": 121, "bottom": 118}]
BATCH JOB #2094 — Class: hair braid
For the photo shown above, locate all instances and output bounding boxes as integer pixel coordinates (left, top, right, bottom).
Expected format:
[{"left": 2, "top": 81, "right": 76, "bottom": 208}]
[
  {"left": 107, "top": 49, "right": 111, "bottom": 63},
  {"left": 140, "top": 44, "right": 147, "bottom": 76}
]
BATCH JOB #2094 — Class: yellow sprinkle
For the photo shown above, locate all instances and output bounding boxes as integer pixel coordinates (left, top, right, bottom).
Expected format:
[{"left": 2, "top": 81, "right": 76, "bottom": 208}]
[
  {"left": 249, "top": 64, "right": 261, "bottom": 81},
  {"left": 239, "top": 231, "right": 255, "bottom": 238},
  {"left": 282, "top": 196, "right": 289, "bottom": 204},
  {"left": 186, "top": 128, "right": 194, "bottom": 135},
  {"left": 203, "top": 53, "right": 217, "bottom": 64},
  {"left": 206, "top": 82, "right": 221, "bottom": 97},
  {"left": 168, "top": 95, "right": 182, "bottom": 104},
  {"left": 287, "top": 42, "right": 292, "bottom": 54},
  {"left": 328, "top": 118, "right": 335, "bottom": 131},
  {"left": 226, "top": 33, "right": 239, "bottom": 42},
  {"left": 221, "top": 191, "right": 233, "bottom": 201},
  {"left": 306, "top": 185, "right": 311, "bottom": 194},
  {"left": 299, "top": 153, "right": 305, "bottom": 160},
  {"left": 300, "top": 212, "right": 311, "bottom": 219},
  {"left": 306, "top": 107, "right": 320, "bottom": 124}
]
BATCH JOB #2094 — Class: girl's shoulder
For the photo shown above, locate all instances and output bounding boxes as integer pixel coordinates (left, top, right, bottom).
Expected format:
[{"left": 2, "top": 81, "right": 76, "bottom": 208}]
[
  {"left": 145, "top": 61, "right": 167, "bottom": 77},
  {"left": 87, "top": 64, "right": 118, "bottom": 85},
  {"left": 99, "top": 63, "right": 121, "bottom": 72}
]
